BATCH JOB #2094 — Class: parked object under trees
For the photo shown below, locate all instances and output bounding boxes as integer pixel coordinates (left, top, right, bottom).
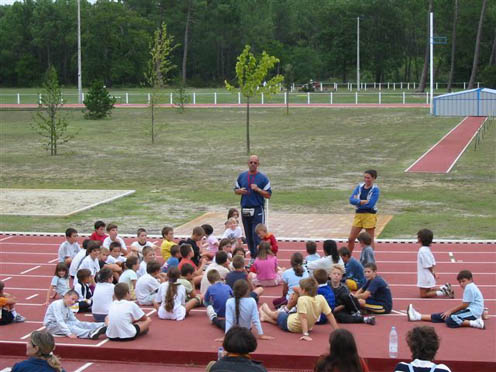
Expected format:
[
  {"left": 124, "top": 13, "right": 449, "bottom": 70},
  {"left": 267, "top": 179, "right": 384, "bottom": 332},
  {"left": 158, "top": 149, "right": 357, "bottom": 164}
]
[{"left": 83, "top": 81, "right": 116, "bottom": 120}]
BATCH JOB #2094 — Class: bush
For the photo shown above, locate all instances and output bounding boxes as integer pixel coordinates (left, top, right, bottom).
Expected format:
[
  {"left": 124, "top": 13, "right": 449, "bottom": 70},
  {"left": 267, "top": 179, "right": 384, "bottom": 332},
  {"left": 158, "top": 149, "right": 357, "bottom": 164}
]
[{"left": 83, "top": 81, "right": 116, "bottom": 119}]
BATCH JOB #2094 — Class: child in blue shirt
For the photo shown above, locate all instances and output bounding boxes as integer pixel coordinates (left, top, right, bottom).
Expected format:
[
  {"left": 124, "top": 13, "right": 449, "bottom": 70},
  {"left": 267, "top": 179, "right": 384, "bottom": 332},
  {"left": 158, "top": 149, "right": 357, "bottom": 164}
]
[
  {"left": 205, "top": 269, "right": 233, "bottom": 330},
  {"left": 339, "top": 247, "right": 366, "bottom": 291},
  {"left": 162, "top": 245, "right": 180, "bottom": 273},
  {"left": 305, "top": 241, "right": 321, "bottom": 263},
  {"left": 357, "top": 232, "right": 375, "bottom": 266},
  {"left": 313, "top": 269, "right": 335, "bottom": 324},
  {"left": 354, "top": 263, "right": 392, "bottom": 314},
  {"left": 407, "top": 270, "right": 485, "bottom": 329}
]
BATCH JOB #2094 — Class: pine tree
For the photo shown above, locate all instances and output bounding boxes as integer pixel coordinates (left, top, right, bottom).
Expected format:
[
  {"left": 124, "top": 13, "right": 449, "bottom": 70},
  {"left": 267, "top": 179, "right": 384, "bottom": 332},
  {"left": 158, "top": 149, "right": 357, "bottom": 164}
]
[{"left": 83, "top": 81, "right": 116, "bottom": 119}]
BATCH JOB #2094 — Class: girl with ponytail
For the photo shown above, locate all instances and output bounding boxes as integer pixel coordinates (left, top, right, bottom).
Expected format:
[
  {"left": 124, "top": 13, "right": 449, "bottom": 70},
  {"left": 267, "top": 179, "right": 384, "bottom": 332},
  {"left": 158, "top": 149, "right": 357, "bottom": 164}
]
[
  {"left": 12, "top": 330, "right": 64, "bottom": 371},
  {"left": 273, "top": 252, "right": 310, "bottom": 309},
  {"left": 153, "top": 267, "right": 198, "bottom": 321}
]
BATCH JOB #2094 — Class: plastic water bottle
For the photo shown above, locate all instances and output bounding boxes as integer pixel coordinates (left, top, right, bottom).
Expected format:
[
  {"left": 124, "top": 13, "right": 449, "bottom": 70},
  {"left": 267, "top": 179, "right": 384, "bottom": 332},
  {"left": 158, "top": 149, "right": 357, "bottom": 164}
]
[
  {"left": 217, "top": 346, "right": 224, "bottom": 360},
  {"left": 389, "top": 326, "right": 398, "bottom": 358}
]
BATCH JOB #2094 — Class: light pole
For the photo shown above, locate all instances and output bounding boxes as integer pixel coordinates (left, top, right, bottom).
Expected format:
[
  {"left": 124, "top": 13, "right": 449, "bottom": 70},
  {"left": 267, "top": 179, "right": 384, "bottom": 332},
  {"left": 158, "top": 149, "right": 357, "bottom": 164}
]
[
  {"left": 429, "top": 12, "right": 433, "bottom": 114},
  {"left": 357, "top": 17, "right": 360, "bottom": 91},
  {"left": 77, "top": 0, "right": 82, "bottom": 104}
]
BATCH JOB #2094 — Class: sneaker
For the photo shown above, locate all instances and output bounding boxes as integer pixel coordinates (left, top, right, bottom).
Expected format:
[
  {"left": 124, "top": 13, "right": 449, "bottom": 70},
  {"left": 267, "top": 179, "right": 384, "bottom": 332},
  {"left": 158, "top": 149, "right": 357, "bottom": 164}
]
[
  {"left": 206, "top": 305, "right": 217, "bottom": 323},
  {"left": 14, "top": 314, "right": 26, "bottom": 323},
  {"left": 445, "top": 283, "right": 455, "bottom": 299},
  {"left": 407, "top": 304, "right": 421, "bottom": 321},
  {"left": 471, "top": 318, "right": 485, "bottom": 329},
  {"left": 89, "top": 326, "right": 107, "bottom": 340},
  {"left": 363, "top": 316, "right": 376, "bottom": 325}
]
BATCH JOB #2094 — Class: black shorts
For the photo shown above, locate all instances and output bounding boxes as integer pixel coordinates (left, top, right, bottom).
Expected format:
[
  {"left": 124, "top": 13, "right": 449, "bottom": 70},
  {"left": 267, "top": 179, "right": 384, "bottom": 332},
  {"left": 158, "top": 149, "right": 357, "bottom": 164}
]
[
  {"left": 0, "top": 309, "right": 14, "bottom": 325},
  {"left": 108, "top": 324, "right": 140, "bottom": 342}
]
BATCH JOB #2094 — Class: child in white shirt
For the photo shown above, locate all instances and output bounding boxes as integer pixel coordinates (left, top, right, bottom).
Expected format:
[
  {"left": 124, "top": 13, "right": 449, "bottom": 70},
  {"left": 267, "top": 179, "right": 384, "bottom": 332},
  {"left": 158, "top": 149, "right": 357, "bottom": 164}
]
[
  {"left": 201, "top": 224, "right": 219, "bottom": 254},
  {"left": 106, "top": 283, "right": 152, "bottom": 341},
  {"left": 222, "top": 218, "right": 243, "bottom": 249},
  {"left": 135, "top": 261, "right": 162, "bottom": 305},
  {"left": 130, "top": 228, "right": 157, "bottom": 254},
  {"left": 102, "top": 223, "right": 128, "bottom": 255},
  {"left": 118, "top": 256, "right": 139, "bottom": 300},
  {"left": 73, "top": 269, "right": 93, "bottom": 313},
  {"left": 57, "top": 228, "right": 80, "bottom": 265},
  {"left": 92, "top": 268, "right": 114, "bottom": 322},
  {"left": 78, "top": 244, "right": 101, "bottom": 285}
]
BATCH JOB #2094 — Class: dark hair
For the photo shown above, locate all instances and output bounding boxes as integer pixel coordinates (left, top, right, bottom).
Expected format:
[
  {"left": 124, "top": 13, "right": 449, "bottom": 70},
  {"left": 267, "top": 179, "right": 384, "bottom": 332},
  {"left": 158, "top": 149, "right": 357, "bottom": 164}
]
[
  {"left": 97, "top": 267, "right": 113, "bottom": 283},
  {"left": 165, "top": 267, "right": 180, "bottom": 312},
  {"left": 227, "top": 208, "right": 240, "bottom": 219},
  {"left": 232, "top": 255, "right": 245, "bottom": 269},
  {"left": 215, "top": 251, "right": 228, "bottom": 265},
  {"left": 54, "top": 262, "right": 69, "bottom": 278},
  {"left": 124, "top": 256, "right": 139, "bottom": 270},
  {"left": 180, "top": 263, "right": 195, "bottom": 276},
  {"left": 180, "top": 243, "right": 192, "bottom": 258},
  {"left": 77, "top": 268, "right": 91, "bottom": 282},
  {"left": 313, "top": 269, "right": 328, "bottom": 285},
  {"left": 30, "top": 331, "right": 63, "bottom": 371},
  {"left": 315, "top": 329, "right": 363, "bottom": 372},
  {"left": 323, "top": 240, "right": 339, "bottom": 263},
  {"left": 142, "top": 246, "right": 154, "bottom": 257},
  {"left": 364, "top": 262, "right": 377, "bottom": 271},
  {"left": 82, "top": 239, "right": 91, "bottom": 250},
  {"left": 233, "top": 279, "right": 250, "bottom": 325},
  {"left": 106, "top": 223, "right": 118, "bottom": 232},
  {"left": 406, "top": 326, "right": 439, "bottom": 361},
  {"left": 192, "top": 226, "right": 205, "bottom": 237},
  {"left": 257, "top": 241, "right": 273, "bottom": 259},
  {"left": 219, "top": 238, "right": 233, "bottom": 251},
  {"left": 170, "top": 245, "right": 180, "bottom": 257},
  {"left": 223, "top": 326, "right": 257, "bottom": 354},
  {"left": 417, "top": 229, "right": 434, "bottom": 246},
  {"left": 357, "top": 232, "right": 372, "bottom": 246},
  {"left": 207, "top": 269, "right": 221, "bottom": 284},
  {"left": 86, "top": 240, "right": 102, "bottom": 254},
  {"left": 299, "top": 277, "right": 317, "bottom": 297},
  {"left": 201, "top": 224, "right": 213, "bottom": 236},
  {"left": 147, "top": 261, "right": 161, "bottom": 274},
  {"left": 109, "top": 241, "right": 122, "bottom": 251},
  {"left": 457, "top": 270, "right": 473, "bottom": 281},
  {"left": 0, "top": 280, "right": 5, "bottom": 292},
  {"left": 338, "top": 246, "right": 351, "bottom": 258},
  {"left": 306, "top": 241, "right": 317, "bottom": 255},
  {"left": 364, "top": 169, "right": 377, "bottom": 179},
  {"left": 94, "top": 220, "right": 106, "bottom": 230},
  {"left": 64, "top": 289, "right": 78, "bottom": 298},
  {"left": 232, "top": 247, "right": 246, "bottom": 257},
  {"left": 161, "top": 226, "right": 173, "bottom": 238},
  {"left": 137, "top": 228, "right": 146, "bottom": 236},
  {"left": 290, "top": 252, "right": 304, "bottom": 277},
  {"left": 65, "top": 228, "right": 77, "bottom": 237},
  {"left": 114, "top": 283, "right": 129, "bottom": 300}
]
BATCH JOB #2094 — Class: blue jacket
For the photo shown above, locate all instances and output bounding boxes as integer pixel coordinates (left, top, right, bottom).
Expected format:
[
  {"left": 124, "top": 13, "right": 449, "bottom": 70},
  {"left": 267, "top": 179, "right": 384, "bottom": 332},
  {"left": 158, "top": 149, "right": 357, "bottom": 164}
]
[{"left": 349, "top": 183, "right": 380, "bottom": 213}]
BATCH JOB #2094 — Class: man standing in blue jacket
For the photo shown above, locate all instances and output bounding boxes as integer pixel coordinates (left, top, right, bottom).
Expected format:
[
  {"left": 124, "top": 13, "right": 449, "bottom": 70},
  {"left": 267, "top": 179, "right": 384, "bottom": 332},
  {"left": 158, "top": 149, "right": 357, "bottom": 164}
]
[{"left": 234, "top": 155, "right": 271, "bottom": 261}]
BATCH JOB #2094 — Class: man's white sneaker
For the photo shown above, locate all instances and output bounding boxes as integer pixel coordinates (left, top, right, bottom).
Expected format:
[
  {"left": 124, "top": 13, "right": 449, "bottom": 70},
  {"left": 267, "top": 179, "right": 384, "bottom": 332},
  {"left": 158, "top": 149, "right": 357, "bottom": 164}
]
[{"left": 407, "top": 304, "right": 421, "bottom": 321}]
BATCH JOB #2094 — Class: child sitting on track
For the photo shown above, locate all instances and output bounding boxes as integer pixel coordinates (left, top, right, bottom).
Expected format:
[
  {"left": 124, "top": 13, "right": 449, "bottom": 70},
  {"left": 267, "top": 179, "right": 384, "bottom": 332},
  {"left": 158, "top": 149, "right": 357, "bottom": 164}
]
[
  {"left": 339, "top": 247, "right": 366, "bottom": 291},
  {"left": 69, "top": 239, "right": 91, "bottom": 279},
  {"left": 201, "top": 251, "right": 231, "bottom": 296},
  {"left": 354, "top": 263, "right": 393, "bottom": 314},
  {"left": 102, "top": 223, "right": 128, "bottom": 255},
  {"left": 43, "top": 289, "right": 106, "bottom": 339},
  {"left": 178, "top": 263, "right": 202, "bottom": 304},
  {"left": 107, "top": 283, "right": 151, "bottom": 341},
  {"left": 226, "top": 255, "right": 263, "bottom": 301},
  {"left": 305, "top": 241, "right": 320, "bottom": 263},
  {"left": 416, "top": 229, "right": 454, "bottom": 298},
  {"left": 162, "top": 245, "right": 180, "bottom": 273},
  {"left": 153, "top": 267, "right": 199, "bottom": 321},
  {"left": 130, "top": 228, "right": 157, "bottom": 254},
  {"left": 178, "top": 244, "right": 206, "bottom": 286},
  {"left": 78, "top": 243, "right": 101, "bottom": 285},
  {"left": 89, "top": 220, "right": 107, "bottom": 243},
  {"left": 135, "top": 261, "right": 162, "bottom": 306},
  {"left": 0, "top": 280, "right": 25, "bottom": 324},
  {"left": 357, "top": 231, "right": 375, "bottom": 266},
  {"left": 259, "top": 277, "right": 338, "bottom": 341},
  {"left": 307, "top": 240, "right": 344, "bottom": 275},
  {"left": 180, "top": 226, "right": 208, "bottom": 265},
  {"left": 73, "top": 269, "right": 93, "bottom": 313},
  {"left": 160, "top": 226, "right": 175, "bottom": 261},
  {"left": 92, "top": 268, "right": 115, "bottom": 322},
  {"left": 222, "top": 218, "right": 243, "bottom": 250},
  {"left": 255, "top": 223, "right": 278, "bottom": 255},
  {"left": 273, "top": 252, "right": 309, "bottom": 309},
  {"left": 407, "top": 270, "right": 485, "bottom": 329},
  {"left": 118, "top": 256, "right": 139, "bottom": 300},
  {"left": 137, "top": 246, "right": 158, "bottom": 278},
  {"left": 313, "top": 269, "right": 336, "bottom": 324},
  {"left": 202, "top": 224, "right": 219, "bottom": 254},
  {"left": 249, "top": 241, "right": 282, "bottom": 287},
  {"left": 45, "top": 262, "right": 70, "bottom": 304},
  {"left": 205, "top": 269, "right": 233, "bottom": 330},
  {"left": 57, "top": 228, "right": 80, "bottom": 266}
]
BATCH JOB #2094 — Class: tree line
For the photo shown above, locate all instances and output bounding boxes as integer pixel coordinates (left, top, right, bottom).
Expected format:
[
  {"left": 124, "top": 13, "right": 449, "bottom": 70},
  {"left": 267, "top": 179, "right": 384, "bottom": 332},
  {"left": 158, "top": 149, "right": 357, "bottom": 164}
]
[{"left": 0, "top": 0, "right": 494, "bottom": 89}]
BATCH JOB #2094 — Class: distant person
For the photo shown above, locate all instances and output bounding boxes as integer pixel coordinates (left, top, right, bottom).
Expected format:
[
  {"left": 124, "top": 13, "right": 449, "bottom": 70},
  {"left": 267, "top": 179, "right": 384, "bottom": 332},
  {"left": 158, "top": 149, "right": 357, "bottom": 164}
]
[
  {"left": 222, "top": 218, "right": 243, "bottom": 249},
  {"left": 234, "top": 155, "right": 272, "bottom": 261},
  {"left": 205, "top": 269, "right": 233, "bottom": 330},
  {"left": 89, "top": 221, "right": 107, "bottom": 243},
  {"left": 77, "top": 243, "right": 101, "bottom": 285},
  {"left": 249, "top": 242, "right": 282, "bottom": 287},
  {"left": 160, "top": 226, "right": 175, "bottom": 261},
  {"left": 57, "top": 228, "right": 80, "bottom": 266},
  {"left": 118, "top": 256, "right": 139, "bottom": 300},
  {"left": 202, "top": 223, "right": 219, "bottom": 254},
  {"left": 347, "top": 169, "right": 380, "bottom": 253},
  {"left": 305, "top": 241, "right": 320, "bottom": 263},
  {"left": 12, "top": 331, "right": 65, "bottom": 372},
  {"left": 393, "top": 326, "right": 451, "bottom": 372},
  {"left": 135, "top": 261, "right": 161, "bottom": 306},
  {"left": 307, "top": 240, "right": 344, "bottom": 275},
  {"left": 130, "top": 228, "right": 157, "bottom": 254},
  {"left": 314, "top": 328, "right": 369, "bottom": 372},
  {"left": 73, "top": 269, "right": 93, "bottom": 313},
  {"left": 273, "top": 252, "right": 309, "bottom": 309},
  {"left": 200, "top": 251, "right": 230, "bottom": 296},
  {"left": 357, "top": 231, "right": 375, "bottom": 266},
  {"left": 339, "top": 247, "right": 366, "bottom": 291},
  {"left": 177, "top": 243, "right": 206, "bottom": 286},
  {"left": 69, "top": 239, "right": 91, "bottom": 279},
  {"left": 180, "top": 226, "right": 208, "bottom": 265},
  {"left": 161, "top": 245, "right": 180, "bottom": 273},
  {"left": 0, "top": 280, "right": 25, "bottom": 324}
]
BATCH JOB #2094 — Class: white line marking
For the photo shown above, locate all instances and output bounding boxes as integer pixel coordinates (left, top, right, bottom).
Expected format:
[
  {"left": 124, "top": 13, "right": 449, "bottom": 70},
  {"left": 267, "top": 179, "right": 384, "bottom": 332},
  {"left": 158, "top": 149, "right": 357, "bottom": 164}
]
[
  {"left": 0, "top": 368, "right": 12, "bottom": 372},
  {"left": 146, "top": 309, "right": 157, "bottom": 317},
  {"left": 1, "top": 277, "right": 12, "bottom": 282},
  {"left": 448, "top": 252, "right": 456, "bottom": 263},
  {"left": 0, "top": 340, "right": 98, "bottom": 347},
  {"left": 404, "top": 116, "right": 469, "bottom": 172},
  {"left": 0, "top": 236, "right": 12, "bottom": 242},
  {"left": 25, "top": 294, "right": 39, "bottom": 300},
  {"left": 391, "top": 310, "right": 407, "bottom": 315},
  {"left": 48, "top": 258, "right": 59, "bottom": 263},
  {"left": 20, "top": 265, "right": 41, "bottom": 274},
  {"left": 73, "top": 362, "right": 94, "bottom": 372},
  {"left": 96, "top": 338, "right": 110, "bottom": 347},
  {"left": 20, "top": 326, "right": 45, "bottom": 340}
]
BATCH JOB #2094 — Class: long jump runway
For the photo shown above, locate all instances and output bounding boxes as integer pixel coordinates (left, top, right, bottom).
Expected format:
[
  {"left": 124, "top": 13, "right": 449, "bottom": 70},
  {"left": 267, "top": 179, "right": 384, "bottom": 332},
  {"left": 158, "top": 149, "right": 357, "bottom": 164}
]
[{"left": 0, "top": 234, "right": 494, "bottom": 372}]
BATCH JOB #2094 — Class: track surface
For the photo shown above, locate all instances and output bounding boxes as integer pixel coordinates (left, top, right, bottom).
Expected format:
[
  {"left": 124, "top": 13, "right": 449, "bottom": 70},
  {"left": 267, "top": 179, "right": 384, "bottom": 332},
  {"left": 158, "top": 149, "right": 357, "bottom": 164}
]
[
  {"left": 405, "top": 116, "right": 487, "bottom": 173},
  {"left": 0, "top": 234, "right": 494, "bottom": 372}
]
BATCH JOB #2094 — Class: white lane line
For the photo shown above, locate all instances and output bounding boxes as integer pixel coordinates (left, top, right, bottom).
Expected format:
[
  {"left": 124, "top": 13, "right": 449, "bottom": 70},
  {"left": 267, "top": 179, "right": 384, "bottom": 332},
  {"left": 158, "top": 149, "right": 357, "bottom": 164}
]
[
  {"left": 146, "top": 309, "right": 157, "bottom": 317},
  {"left": 25, "top": 294, "right": 39, "bottom": 300},
  {"left": 0, "top": 368, "right": 12, "bottom": 372},
  {"left": 96, "top": 338, "right": 110, "bottom": 347},
  {"left": 20, "top": 326, "right": 45, "bottom": 340},
  {"left": 0, "top": 236, "right": 12, "bottom": 242},
  {"left": 391, "top": 310, "right": 407, "bottom": 315},
  {"left": 448, "top": 252, "right": 456, "bottom": 263},
  {"left": 20, "top": 266, "right": 41, "bottom": 274},
  {"left": 48, "top": 258, "right": 59, "bottom": 263},
  {"left": 1, "top": 277, "right": 12, "bottom": 282},
  {"left": 73, "top": 362, "right": 94, "bottom": 372}
]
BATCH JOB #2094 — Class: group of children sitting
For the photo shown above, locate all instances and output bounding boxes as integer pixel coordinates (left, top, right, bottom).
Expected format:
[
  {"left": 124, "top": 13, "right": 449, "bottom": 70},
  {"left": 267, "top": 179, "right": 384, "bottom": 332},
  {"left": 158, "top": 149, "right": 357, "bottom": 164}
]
[{"left": 0, "top": 216, "right": 487, "bottom": 346}]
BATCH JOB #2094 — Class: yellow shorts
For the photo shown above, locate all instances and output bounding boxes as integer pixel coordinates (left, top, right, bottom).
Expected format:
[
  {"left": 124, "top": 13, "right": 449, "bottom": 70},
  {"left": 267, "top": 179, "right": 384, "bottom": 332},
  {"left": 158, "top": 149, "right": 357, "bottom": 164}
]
[{"left": 352, "top": 213, "right": 377, "bottom": 229}]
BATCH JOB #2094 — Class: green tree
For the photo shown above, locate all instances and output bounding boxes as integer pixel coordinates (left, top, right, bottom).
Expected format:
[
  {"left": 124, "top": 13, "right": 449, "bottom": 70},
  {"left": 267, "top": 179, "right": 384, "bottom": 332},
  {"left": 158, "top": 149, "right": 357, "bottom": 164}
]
[
  {"left": 225, "top": 45, "right": 283, "bottom": 154},
  {"left": 83, "top": 80, "right": 116, "bottom": 119},
  {"left": 144, "top": 22, "right": 178, "bottom": 144},
  {"left": 31, "top": 66, "right": 73, "bottom": 156}
]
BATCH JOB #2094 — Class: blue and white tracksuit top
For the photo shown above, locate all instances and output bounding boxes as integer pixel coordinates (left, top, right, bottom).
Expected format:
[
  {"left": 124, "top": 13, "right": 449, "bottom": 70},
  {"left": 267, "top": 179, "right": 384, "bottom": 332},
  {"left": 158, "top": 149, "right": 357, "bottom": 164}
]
[{"left": 349, "top": 183, "right": 380, "bottom": 214}]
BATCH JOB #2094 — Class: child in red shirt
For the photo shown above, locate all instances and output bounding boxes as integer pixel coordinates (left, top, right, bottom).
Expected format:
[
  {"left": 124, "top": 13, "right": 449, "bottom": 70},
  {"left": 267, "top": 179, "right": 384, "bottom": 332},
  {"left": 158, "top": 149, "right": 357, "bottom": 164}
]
[
  {"left": 255, "top": 223, "right": 278, "bottom": 255},
  {"left": 178, "top": 244, "right": 206, "bottom": 286},
  {"left": 89, "top": 221, "right": 107, "bottom": 243}
]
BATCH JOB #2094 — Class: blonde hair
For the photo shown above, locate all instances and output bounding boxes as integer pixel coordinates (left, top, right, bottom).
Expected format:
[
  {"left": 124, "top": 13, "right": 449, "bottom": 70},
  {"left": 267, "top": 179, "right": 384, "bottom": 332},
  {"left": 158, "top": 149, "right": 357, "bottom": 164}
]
[
  {"left": 330, "top": 263, "right": 345, "bottom": 275},
  {"left": 100, "top": 247, "right": 110, "bottom": 255},
  {"left": 255, "top": 223, "right": 267, "bottom": 233},
  {"left": 30, "top": 331, "right": 63, "bottom": 371}
]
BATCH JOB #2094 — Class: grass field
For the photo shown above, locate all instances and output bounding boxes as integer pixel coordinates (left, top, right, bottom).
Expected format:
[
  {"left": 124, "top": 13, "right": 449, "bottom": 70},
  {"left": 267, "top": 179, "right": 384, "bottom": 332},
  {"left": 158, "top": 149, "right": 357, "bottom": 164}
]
[{"left": 0, "top": 106, "right": 495, "bottom": 239}]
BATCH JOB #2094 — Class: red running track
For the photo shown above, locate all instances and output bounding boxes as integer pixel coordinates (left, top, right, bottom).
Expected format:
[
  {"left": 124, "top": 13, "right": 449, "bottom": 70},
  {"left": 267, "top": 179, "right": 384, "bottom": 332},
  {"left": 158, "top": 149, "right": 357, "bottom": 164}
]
[
  {"left": 405, "top": 116, "right": 487, "bottom": 173},
  {"left": 0, "top": 234, "right": 494, "bottom": 372}
]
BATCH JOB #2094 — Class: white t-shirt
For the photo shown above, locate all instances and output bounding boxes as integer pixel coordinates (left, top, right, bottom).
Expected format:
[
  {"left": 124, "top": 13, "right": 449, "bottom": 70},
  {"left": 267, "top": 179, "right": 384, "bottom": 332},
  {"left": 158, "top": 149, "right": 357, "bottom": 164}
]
[
  {"left": 92, "top": 282, "right": 115, "bottom": 315},
  {"left": 417, "top": 246, "right": 436, "bottom": 288},
  {"left": 200, "top": 263, "right": 230, "bottom": 296},
  {"left": 222, "top": 227, "right": 242, "bottom": 240},
  {"left": 136, "top": 261, "right": 148, "bottom": 278},
  {"left": 106, "top": 255, "right": 126, "bottom": 265},
  {"left": 103, "top": 236, "right": 127, "bottom": 252},
  {"left": 131, "top": 240, "right": 153, "bottom": 253},
  {"left": 155, "top": 282, "right": 187, "bottom": 320},
  {"left": 135, "top": 273, "right": 160, "bottom": 304},
  {"left": 307, "top": 255, "right": 345, "bottom": 275},
  {"left": 58, "top": 241, "right": 80, "bottom": 262},
  {"left": 119, "top": 269, "right": 138, "bottom": 288},
  {"left": 78, "top": 255, "right": 100, "bottom": 276},
  {"left": 106, "top": 300, "right": 145, "bottom": 339},
  {"left": 69, "top": 250, "right": 87, "bottom": 277}
]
